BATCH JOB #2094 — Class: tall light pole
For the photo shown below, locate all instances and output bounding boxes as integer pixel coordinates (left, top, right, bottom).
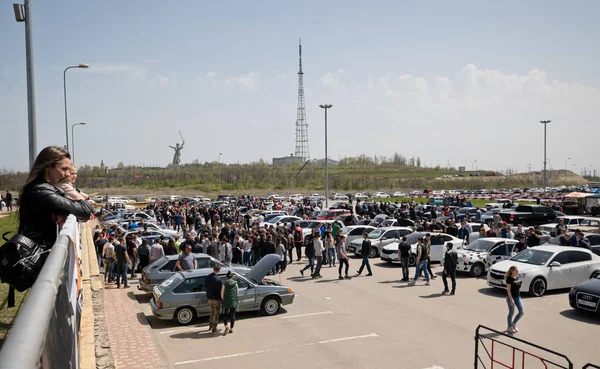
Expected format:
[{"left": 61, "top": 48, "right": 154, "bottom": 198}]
[
  {"left": 472, "top": 160, "right": 477, "bottom": 171},
  {"left": 63, "top": 63, "right": 89, "bottom": 152},
  {"left": 565, "top": 157, "right": 571, "bottom": 170},
  {"left": 319, "top": 104, "right": 333, "bottom": 208},
  {"left": 540, "top": 120, "right": 551, "bottom": 190},
  {"left": 218, "top": 153, "right": 222, "bottom": 163},
  {"left": 527, "top": 163, "right": 532, "bottom": 173},
  {"left": 571, "top": 163, "right": 576, "bottom": 173},
  {"left": 71, "top": 122, "right": 86, "bottom": 164},
  {"left": 13, "top": 1, "right": 37, "bottom": 169}
]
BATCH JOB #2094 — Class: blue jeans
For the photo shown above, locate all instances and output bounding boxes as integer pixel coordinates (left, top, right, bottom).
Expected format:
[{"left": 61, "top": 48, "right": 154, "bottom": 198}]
[
  {"left": 243, "top": 251, "right": 251, "bottom": 265},
  {"left": 358, "top": 255, "right": 372, "bottom": 274},
  {"left": 301, "top": 257, "right": 315, "bottom": 274},
  {"left": 116, "top": 262, "right": 128, "bottom": 287},
  {"left": 97, "top": 251, "right": 103, "bottom": 268},
  {"left": 506, "top": 296, "right": 524, "bottom": 327},
  {"left": 327, "top": 248, "right": 336, "bottom": 266},
  {"left": 413, "top": 260, "right": 429, "bottom": 282}
]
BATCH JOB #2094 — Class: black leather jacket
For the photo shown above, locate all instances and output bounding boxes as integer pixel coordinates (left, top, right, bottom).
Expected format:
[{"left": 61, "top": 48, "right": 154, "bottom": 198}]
[{"left": 20, "top": 182, "right": 93, "bottom": 247}]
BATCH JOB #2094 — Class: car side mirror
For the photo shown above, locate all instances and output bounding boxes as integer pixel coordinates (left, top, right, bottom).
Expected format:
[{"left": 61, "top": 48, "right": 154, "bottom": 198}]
[
  {"left": 549, "top": 261, "right": 561, "bottom": 267},
  {"left": 381, "top": 237, "right": 387, "bottom": 240}
]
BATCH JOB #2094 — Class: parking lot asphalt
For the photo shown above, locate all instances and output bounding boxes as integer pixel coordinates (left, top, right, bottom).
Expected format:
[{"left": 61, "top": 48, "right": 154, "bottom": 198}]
[{"left": 133, "top": 257, "right": 600, "bottom": 369}]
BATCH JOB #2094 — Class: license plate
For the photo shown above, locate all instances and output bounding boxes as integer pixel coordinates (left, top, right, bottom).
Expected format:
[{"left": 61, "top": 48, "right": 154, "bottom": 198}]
[
  {"left": 489, "top": 278, "right": 502, "bottom": 285},
  {"left": 348, "top": 246, "right": 355, "bottom": 252},
  {"left": 577, "top": 299, "right": 597, "bottom": 308}
]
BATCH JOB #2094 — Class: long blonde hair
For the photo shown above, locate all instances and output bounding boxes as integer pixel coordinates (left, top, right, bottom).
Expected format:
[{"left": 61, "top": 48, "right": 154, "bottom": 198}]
[{"left": 505, "top": 265, "right": 518, "bottom": 279}]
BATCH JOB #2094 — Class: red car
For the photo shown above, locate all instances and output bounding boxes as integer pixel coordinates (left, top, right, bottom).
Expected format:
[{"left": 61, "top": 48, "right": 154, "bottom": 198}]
[{"left": 315, "top": 209, "right": 350, "bottom": 220}]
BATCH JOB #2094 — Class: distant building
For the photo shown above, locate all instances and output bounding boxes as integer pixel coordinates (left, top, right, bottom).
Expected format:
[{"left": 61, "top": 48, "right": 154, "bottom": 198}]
[
  {"left": 458, "top": 166, "right": 466, "bottom": 172},
  {"left": 272, "top": 155, "right": 304, "bottom": 166}
]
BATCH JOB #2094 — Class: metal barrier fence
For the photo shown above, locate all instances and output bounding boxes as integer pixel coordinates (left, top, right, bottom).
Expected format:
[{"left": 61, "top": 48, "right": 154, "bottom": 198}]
[{"left": 0, "top": 216, "right": 82, "bottom": 369}]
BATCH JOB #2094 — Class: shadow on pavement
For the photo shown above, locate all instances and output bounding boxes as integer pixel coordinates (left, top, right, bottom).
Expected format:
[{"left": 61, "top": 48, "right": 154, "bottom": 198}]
[
  {"left": 478, "top": 287, "right": 569, "bottom": 300},
  {"left": 559, "top": 309, "right": 600, "bottom": 325},
  {"left": 419, "top": 293, "right": 445, "bottom": 299},
  {"left": 378, "top": 280, "right": 404, "bottom": 284},
  {"left": 315, "top": 278, "right": 344, "bottom": 283}
]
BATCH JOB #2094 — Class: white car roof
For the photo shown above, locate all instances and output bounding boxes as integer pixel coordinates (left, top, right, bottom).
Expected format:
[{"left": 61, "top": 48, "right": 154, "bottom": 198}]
[{"left": 533, "top": 245, "right": 593, "bottom": 253}]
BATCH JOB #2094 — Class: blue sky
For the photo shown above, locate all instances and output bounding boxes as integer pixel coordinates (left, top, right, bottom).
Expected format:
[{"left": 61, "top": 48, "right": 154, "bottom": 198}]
[{"left": 1, "top": 0, "right": 600, "bottom": 173}]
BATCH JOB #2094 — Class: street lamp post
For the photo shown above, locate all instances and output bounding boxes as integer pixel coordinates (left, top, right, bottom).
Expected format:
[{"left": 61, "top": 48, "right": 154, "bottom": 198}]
[
  {"left": 13, "top": 0, "right": 37, "bottom": 169},
  {"left": 218, "top": 153, "right": 222, "bottom": 164},
  {"left": 527, "top": 164, "right": 532, "bottom": 173},
  {"left": 571, "top": 163, "right": 576, "bottom": 173},
  {"left": 565, "top": 157, "right": 571, "bottom": 170},
  {"left": 540, "top": 120, "right": 551, "bottom": 190},
  {"left": 319, "top": 104, "right": 333, "bottom": 208},
  {"left": 63, "top": 64, "right": 89, "bottom": 152},
  {"left": 472, "top": 160, "right": 477, "bottom": 171},
  {"left": 71, "top": 122, "right": 86, "bottom": 164}
]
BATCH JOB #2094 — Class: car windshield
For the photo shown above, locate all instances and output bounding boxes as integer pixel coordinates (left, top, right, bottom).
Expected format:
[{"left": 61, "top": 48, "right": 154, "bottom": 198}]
[
  {"left": 157, "top": 273, "right": 183, "bottom": 294},
  {"left": 368, "top": 229, "right": 385, "bottom": 239},
  {"left": 267, "top": 215, "right": 284, "bottom": 223},
  {"left": 464, "top": 239, "right": 497, "bottom": 252},
  {"left": 315, "top": 211, "right": 328, "bottom": 217},
  {"left": 510, "top": 249, "right": 554, "bottom": 266}
]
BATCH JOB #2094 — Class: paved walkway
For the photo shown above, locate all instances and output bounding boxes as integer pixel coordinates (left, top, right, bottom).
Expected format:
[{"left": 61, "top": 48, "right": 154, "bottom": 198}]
[{"left": 102, "top": 264, "right": 168, "bottom": 368}]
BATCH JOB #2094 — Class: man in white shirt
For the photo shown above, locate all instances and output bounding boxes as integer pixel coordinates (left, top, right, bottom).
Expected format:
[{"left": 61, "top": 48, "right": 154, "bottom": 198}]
[
  {"left": 242, "top": 238, "right": 253, "bottom": 265},
  {"left": 102, "top": 236, "right": 116, "bottom": 283},
  {"left": 312, "top": 233, "right": 325, "bottom": 279},
  {"left": 219, "top": 237, "right": 232, "bottom": 265},
  {"left": 149, "top": 239, "right": 165, "bottom": 264}
]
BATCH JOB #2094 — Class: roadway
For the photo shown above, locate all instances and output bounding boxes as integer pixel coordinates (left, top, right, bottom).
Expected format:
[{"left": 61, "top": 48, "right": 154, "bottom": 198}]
[{"left": 133, "top": 258, "right": 600, "bottom": 369}]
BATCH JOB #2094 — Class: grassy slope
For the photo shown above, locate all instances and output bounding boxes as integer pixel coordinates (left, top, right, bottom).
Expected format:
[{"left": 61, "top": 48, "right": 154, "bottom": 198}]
[{"left": 0, "top": 212, "right": 28, "bottom": 348}]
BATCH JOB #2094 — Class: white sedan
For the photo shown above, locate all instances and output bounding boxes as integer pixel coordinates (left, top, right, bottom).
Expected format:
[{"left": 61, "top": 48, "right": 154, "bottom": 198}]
[
  {"left": 260, "top": 215, "right": 303, "bottom": 228},
  {"left": 354, "top": 193, "right": 369, "bottom": 199},
  {"left": 487, "top": 246, "right": 600, "bottom": 297},
  {"left": 392, "top": 191, "right": 406, "bottom": 197},
  {"left": 333, "top": 193, "right": 349, "bottom": 200},
  {"left": 380, "top": 232, "right": 463, "bottom": 266},
  {"left": 372, "top": 192, "right": 391, "bottom": 198}
]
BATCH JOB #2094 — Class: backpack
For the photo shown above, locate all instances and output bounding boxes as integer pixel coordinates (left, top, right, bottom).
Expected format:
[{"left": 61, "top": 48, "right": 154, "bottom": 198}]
[
  {"left": 304, "top": 240, "right": 314, "bottom": 257},
  {"left": 294, "top": 230, "right": 302, "bottom": 243}
]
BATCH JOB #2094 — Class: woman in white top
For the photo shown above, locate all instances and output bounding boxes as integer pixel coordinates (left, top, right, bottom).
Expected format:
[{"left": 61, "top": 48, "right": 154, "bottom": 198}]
[{"left": 312, "top": 233, "right": 325, "bottom": 279}]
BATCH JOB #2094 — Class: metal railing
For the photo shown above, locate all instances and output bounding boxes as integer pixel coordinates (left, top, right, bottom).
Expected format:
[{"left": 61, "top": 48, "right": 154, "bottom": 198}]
[{"left": 0, "top": 215, "right": 80, "bottom": 369}]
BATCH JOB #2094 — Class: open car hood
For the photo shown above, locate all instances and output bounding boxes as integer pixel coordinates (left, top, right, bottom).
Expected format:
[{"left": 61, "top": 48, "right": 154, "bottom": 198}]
[{"left": 247, "top": 254, "right": 280, "bottom": 283}]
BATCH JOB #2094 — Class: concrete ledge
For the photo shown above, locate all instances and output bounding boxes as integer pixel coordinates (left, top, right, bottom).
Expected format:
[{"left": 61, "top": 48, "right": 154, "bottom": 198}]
[{"left": 80, "top": 221, "right": 115, "bottom": 369}]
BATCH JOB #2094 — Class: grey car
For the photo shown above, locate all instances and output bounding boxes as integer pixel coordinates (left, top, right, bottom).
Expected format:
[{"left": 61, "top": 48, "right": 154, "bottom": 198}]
[
  {"left": 150, "top": 254, "right": 294, "bottom": 325},
  {"left": 138, "top": 253, "right": 250, "bottom": 294}
]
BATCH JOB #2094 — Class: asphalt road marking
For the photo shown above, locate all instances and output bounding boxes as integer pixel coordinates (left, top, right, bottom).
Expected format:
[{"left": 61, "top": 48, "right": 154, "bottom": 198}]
[
  {"left": 174, "top": 349, "right": 277, "bottom": 365},
  {"left": 159, "top": 326, "right": 207, "bottom": 335},
  {"left": 296, "top": 333, "right": 379, "bottom": 347},
  {"left": 422, "top": 366, "right": 445, "bottom": 369},
  {"left": 280, "top": 311, "right": 332, "bottom": 319}
]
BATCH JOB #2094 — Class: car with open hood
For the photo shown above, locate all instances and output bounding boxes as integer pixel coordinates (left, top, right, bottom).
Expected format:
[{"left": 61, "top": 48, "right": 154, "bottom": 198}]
[
  {"left": 568, "top": 271, "right": 600, "bottom": 314},
  {"left": 456, "top": 238, "right": 518, "bottom": 277},
  {"left": 138, "top": 253, "right": 250, "bottom": 294},
  {"left": 487, "top": 246, "right": 600, "bottom": 297},
  {"left": 150, "top": 254, "right": 294, "bottom": 325}
]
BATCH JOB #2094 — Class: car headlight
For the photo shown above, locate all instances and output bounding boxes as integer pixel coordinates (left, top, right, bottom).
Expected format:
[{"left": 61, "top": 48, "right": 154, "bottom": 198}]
[
  {"left": 569, "top": 287, "right": 576, "bottom": 296},
  {"left": 517, "top": 272, "right": 527, "bottom": 279}
]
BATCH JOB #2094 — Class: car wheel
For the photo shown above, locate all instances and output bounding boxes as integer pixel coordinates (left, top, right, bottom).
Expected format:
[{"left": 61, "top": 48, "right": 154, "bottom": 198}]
[
  {"left": 368, "top": 247, "right": 378, "bottom": 258},
  {"left": 408, "top": 254, "right": 416, "bottom": 267},
  {"left": 529, "top": 277, "right": 547, "bottom": 297},
  {"left": 174, "top": 306, "right": 196, "bottom": 326},
  {"left": 261, "top": 296, "right": 281, "bottom": 316},
  {"left": 470, "top": 263, "right": 485, "bottom": 278},
  {"left": 591, "top": 271, "right": 600, "bottom": 279}
]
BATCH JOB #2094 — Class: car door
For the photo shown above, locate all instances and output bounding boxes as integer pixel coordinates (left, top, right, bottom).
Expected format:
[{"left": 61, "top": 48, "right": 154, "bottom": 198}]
[
  {"left": 235, "top": 276, "right": 257, "bottom": 311},
  {"left": 171, "top": 276, "right": 209, "bottom": 316},
  {"left": 380, "top": 230, "right": 399, "bottom": 248},
  {"left": 566, "top": 250, "right": 593, "bottom": 285},
  {"left": 429, "top": 235, "right": 445, "bottom": 262},
  {"left": 546, "top": 252, "right": 571, "bottom": 289},
  {"left": 486, "top": 242, "right": 509, "bottom": 269}
]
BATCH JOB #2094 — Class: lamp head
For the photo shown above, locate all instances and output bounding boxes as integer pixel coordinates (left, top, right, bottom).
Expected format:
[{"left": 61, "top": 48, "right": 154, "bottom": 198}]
[{"left": 79, "top": 64, "right": 89, "bottom": 69}]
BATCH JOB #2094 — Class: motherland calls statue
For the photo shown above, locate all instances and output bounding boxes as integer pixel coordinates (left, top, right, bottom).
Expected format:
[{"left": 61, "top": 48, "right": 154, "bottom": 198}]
[{"left": 169, "top": 131, "right": 185, "bottom": 166}]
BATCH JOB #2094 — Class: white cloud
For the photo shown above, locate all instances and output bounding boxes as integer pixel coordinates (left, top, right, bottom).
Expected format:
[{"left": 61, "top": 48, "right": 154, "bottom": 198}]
[
  {"left": 315, "top": 64, "right": 600, "bottom": 171},
  {"left": 224, "top": 72, "right": 260, "bottom": 92},
  {"left": 320, "top": 69, "right": 346, "bottom": 92}
]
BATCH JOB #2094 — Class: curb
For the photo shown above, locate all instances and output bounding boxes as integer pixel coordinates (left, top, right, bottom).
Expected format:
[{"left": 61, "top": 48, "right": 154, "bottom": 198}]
[{"left": 80, "top": 221, "right": 117, "bottom": 369}]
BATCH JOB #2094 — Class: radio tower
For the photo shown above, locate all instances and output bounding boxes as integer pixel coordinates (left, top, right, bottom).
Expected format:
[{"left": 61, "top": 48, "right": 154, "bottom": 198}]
[{"left": 294, "top": 39, "right": 310, "bottom": 161}]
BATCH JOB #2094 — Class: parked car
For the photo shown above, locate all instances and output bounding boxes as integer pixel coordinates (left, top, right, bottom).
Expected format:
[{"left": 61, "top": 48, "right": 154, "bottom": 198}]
[
  {"left": 332, "top": 193, "right": 349, "bottom": 200},
  {"left": 380, "top": 232, "right": 463, "bottom": 266},
  {"left": 372, "top": 192, "right": 391, "bottom": 199},
  {"left": 138, "top": 253, "right": 247, "bottom": 294},
  {"left": 487, "top": 246, "right": 600, "bottom": 297},
  {"left": 288, "top": 194, "right": 304, "bottom": 202},
  {"left": 348, "top": 227, "right": 412, "bottom": 258},
  {"left": 568, "top": 271, "right": 600, "bottom": 314},
  {"left": 341, "top": 225, "right": 376, "bottom": 245},
  {"left": 334, "top": 214, "right": 359, "bottom": 227},
  {"left": 392, "top": 191, "right": 406, "bottom": 197},
  {"left": 150, "top": 255, "right": 294, "bottom": 325},
  {"left": 314, "top": 209, "right": 350, "bottom": 221},
  {"left": 260, "top": 215, "right": 303, "bottom": 228},
  {"left": 456, "top": 238, "right": 518, "bottom": 277},
  {"left": 498, "top": 205, "right": 560, "bottom": 226},
  {"left": 93, "top": 195, "right": 104, "bottom": 202}
]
